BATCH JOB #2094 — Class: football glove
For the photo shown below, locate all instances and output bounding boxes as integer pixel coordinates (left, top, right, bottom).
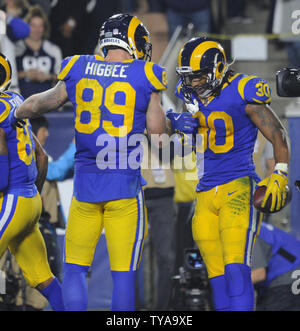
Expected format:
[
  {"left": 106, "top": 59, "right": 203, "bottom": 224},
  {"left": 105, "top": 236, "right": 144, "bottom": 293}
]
[
  {"left": 257, "top": 168, "right": 288, "bottom": 212},
  {"left": 181, "top": 86, "right": 200, "bottom": 115},
  {"left": 166, "top": 109, "right": 199, "bottom": 135},
  {"left": 9, "top": 108, "right": 25, "bottom": 128}
]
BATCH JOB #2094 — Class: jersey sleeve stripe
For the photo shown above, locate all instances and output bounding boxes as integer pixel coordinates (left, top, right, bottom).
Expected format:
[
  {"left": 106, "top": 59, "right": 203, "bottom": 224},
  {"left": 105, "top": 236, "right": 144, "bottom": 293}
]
[
  {"left": 57, "top": 55, "right": 80, "bottom": 81},
  {"left": 144, "top": 62, "right": 167, "bottom": 91},
  {"left": 238, "top": 75, "right": 257, "bottom": 100},
  {"left": 0, "top": 99, "right": 11, "bottom": 123},
  {"left": 94, "top": 55, "right": 104, "bottom": 61},
  {"left": 252, "top": 97, "right": 271, "bottom": 104}
]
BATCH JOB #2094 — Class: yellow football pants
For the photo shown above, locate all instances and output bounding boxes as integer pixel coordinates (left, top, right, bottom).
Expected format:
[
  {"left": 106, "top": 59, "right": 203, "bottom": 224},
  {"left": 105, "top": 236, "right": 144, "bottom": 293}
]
[
  {"left": 192, "top": 176, "right": 263, "bottom": 279},
  {"left": 65, "top": 190, "right": 148, "bottom": 271},
  {"left": 0, "top": 193, "right": 53, "bottom": 287}
]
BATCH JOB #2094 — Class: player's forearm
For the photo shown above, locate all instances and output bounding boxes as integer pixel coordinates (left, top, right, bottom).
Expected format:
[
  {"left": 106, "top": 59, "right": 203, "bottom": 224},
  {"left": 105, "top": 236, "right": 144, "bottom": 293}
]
[
  {"left": 251, "top": 268, "right": 267, "bottom": 284},
  {"left": 15, "top": 95, "right": 39, "bottom": 119},
  {"left": 16, "top": 92, "right": 55, "bottom": 119},
  {"left": 33, "top": 134, "right": 48, "bottom": 193},
  {"left": 35, "top": 152, "right": 48, "bottom": 193},
  {"left": 0, "top": 128, "right": 9, "bottom": 191},
  {"left": 165, "top": 118, "right": 173, "bottom": 135},
  {"left": 246, "top": 104, "right": 290, "bottom": 165},
  {"left": 16, "top": 81, "right": 68, "bottom": 119},
  {"left": 271, "top": 130, "right": 290, "bottom": 165}
]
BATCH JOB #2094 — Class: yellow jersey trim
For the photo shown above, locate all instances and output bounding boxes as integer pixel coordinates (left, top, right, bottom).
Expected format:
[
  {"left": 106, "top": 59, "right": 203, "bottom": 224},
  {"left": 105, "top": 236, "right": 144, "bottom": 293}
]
[
  {"left": 144, "top": 62, "right": 167, "bottom": 91},
  {"left": 57, "top": 55, "right": 80, "bottom": 81},
  {"left": 237, "top": 75, "right": 257, "bottom": 100},
  {"left": 252, "top": 96, "right": 271, "bottom": 104},
  {"left": 0, "top": 99, "right": 11, "bottom": 123},
  {"left": 94, "top": 55, "right": 104, "bottom": 61}
]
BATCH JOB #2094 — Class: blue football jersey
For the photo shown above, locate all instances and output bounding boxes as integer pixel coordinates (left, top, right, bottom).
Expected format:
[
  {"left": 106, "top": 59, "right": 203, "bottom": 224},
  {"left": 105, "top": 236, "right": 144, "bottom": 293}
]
[
  {"left": 57, "top": 55, "right": 168, "bottom": 202},
  {"left": 175, "top": 73, "right": 271, "bottom": 191},
  {"left": 0, "top": 92, "right": 37, "bottom": 197}
]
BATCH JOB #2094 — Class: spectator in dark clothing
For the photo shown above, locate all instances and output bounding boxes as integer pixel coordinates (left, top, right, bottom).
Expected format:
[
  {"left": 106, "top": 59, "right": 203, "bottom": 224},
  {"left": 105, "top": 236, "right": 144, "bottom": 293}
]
[
  {"left": 123, "top": 0, "right": 138, "bottom": 13},
  {"left": 163, "top": 0, "right": 211, "bottom": 39},
  {"left": 79, "top": 0, "right": 123, "bottom": 55},
  {"left": 227, "top": 0, "right": 253, "bottom": 24},
  {"left": 49, "top": 0, "right": 87, "bottom": 57}
]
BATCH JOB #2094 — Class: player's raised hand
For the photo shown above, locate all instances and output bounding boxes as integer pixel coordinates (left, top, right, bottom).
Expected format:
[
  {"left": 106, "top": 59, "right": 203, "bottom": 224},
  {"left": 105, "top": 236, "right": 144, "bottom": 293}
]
[
  {"left": 166, "top": 109, "right": 199, "bottom": 135},
  {"left": 9, "top": 108, "right": 26, "bottom": 128},
  {"left": 257, "top": 169, "right": 288, "bottom": 212}
]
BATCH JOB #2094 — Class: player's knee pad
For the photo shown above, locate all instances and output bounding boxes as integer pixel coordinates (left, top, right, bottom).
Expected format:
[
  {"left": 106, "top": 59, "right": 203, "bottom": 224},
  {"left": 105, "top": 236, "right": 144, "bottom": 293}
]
[{"left": 225, "top": 263, "right": 251, "bottom": 297}]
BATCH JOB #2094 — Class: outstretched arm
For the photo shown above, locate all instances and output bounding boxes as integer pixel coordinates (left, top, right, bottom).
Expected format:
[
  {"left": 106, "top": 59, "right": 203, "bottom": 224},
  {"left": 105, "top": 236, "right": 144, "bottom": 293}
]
[{"left": 15, "top": 81, "right": 69, "bottom": 119}]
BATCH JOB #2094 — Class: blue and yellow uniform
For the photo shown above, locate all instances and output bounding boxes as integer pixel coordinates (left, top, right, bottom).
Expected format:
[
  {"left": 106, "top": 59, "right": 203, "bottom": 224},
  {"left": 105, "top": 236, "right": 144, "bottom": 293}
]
[
  {"left": 57, "top": 55, "right": 167, "bottom": 270},
  {"left": 176, "top": 73, "right": 270, "bottom": 278},
  {"left": 0, "top": 91, "right": 53, "bottom": 287}
]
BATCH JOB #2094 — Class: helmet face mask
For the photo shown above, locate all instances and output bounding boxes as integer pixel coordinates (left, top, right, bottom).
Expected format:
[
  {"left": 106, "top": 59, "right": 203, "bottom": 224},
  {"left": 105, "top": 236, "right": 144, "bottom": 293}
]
[
  {"left": 177, "top": 37, "right": 230, "bottom": 100},
  {"left": 99, "top": 13, "right": 152, "bottom": 61}
]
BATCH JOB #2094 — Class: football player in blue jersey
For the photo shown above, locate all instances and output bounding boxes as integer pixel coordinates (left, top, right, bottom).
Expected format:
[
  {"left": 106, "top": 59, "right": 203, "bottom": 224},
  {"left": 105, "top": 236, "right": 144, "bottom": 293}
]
[
  {"left": 11, "top": 14, "right": 168, "bottom": 311},
  {"left": 0, "top": 53, "right": 64, "bottom": 311},
  {"left": 167, "top": 37, "right": 290, "bottom": 311}
]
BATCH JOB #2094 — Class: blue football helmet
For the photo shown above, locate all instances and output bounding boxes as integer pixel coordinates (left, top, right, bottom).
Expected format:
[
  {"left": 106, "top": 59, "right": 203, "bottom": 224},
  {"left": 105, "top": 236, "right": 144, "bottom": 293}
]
[
  {"left": 177, "top": 37, "right": 231, "bottom": 99},
  {"left": 99, "top": 13, "right": 152, "bottom": 61}
]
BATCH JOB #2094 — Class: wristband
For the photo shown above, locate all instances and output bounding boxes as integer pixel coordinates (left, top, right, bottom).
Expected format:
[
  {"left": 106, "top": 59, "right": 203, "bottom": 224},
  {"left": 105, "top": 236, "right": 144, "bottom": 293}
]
[{"left": 274, "top": 163, "right": 288, "bottom": 173}]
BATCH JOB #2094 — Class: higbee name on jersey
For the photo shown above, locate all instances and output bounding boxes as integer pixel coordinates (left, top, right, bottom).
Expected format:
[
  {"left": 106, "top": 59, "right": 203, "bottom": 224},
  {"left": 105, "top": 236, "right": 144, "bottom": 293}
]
[{"left": 57, "top": 55, "right": 167, "bottom": 202}]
